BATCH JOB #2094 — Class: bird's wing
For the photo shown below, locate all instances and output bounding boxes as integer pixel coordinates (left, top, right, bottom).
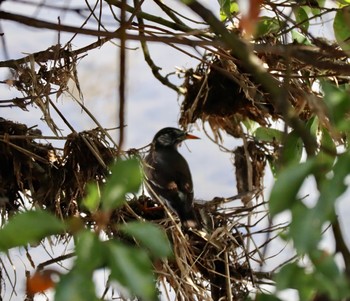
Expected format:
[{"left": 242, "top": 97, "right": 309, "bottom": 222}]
[{"left": 145, "top": 151, "right": 193, "bottom": 195}]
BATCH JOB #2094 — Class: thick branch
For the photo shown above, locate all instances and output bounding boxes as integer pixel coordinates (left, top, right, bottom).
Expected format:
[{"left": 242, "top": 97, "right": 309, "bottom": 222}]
[
  {"left": 254, "top": 44, "right": 350, "bottom": 75},
  {"left": 0, "top": 10, "right": 213, "bottom": 56},
  {"left": 332, "top": 217, "right": 350, "bottom": 279}
]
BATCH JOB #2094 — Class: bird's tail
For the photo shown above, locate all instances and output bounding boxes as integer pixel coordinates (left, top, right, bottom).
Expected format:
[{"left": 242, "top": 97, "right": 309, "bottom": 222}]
[
  {"left": 181, "top": 212, "right": 201, "bottom": 230},
  {"left": 183, "top": 219, "right": 199, "bottom": 229}
]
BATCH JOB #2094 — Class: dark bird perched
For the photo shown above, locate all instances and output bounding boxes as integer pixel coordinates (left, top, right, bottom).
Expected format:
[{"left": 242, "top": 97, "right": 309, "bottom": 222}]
[{"left": 143, "top": 127, "right": 200, "bottom": 229}]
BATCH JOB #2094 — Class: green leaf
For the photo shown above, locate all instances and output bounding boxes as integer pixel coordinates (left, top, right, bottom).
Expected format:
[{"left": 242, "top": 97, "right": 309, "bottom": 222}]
[
  {"left": 218, "top": 0, "right": 230, "bottom": 20},
  {"left": 275, "top": 262, "right": 315, "bottom": 300},
  {"left": 75, "top": 230, "right": 106, "bottom": 273},
  {"left": 334, "top": 6, "right": 350, "bottom": 51},
  {"left": 309, "top": 249, "right": 350, "bottom": 299},
  {"left": 107, "top": 242, "right": 157, "bottom": 301},
  {"left": 102, "top": 158, "right": 142, "bottom": 211},
  {"left": 218, "top": 0, "right": 239, "bottom": 20},
  {"left": 279, "top": 130, "right": 303, "bottom": 167},
  {"left": 322, "top": 81, "right": 350, "bottom": 131},
  {"left": 269, "top": 159, "right": 315, "bottom": 216},
  {"left": 316, "top": 152, "right": 350, "bottom": 220},
  {"left": 242, "top": 119, "right": 259, "bottom": 133},
  {"left": 306, "top": 115, "right": 319, "bottom": 138},
  {"left": 255, "top": 17, "right": 281, "bottom": 38},
  {"left": 82, "top": 183, "right": 100, "bottom": 213},
  {"left": 254, "top": 127, "right": 284, "bottom": 143},
  {"left": 310, "top": 249, "right": 340, "bottom": 280},
  {"left": 291, "top": 30, "right": 312, "bottom": 45},
  {"left": 55, "top": 270, "right": 98, "bottom": 301},
  {"left": 120, "top": 221, "right": 172, "bottom": 258},
  {"left": 293, "top": 7, "right": 309, "bottom": 31},
  {"left": 289, "top": 202, "right": 321, "bottom": 253},
  {"left": 0, "top": 210, "right": 65, "bottom": 251}
]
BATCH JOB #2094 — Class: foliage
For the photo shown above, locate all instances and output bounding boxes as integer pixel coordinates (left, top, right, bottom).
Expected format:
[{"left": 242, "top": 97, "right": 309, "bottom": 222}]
[
  {"left": 0, "top": 159, "right": 171, "bottom": 301},
  {"left": 1, "top": 0, "right": 350, "bottom": 300}
]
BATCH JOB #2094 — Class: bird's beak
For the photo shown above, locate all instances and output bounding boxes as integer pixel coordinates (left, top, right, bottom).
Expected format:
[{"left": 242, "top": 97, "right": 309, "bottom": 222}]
[{"left": 185, "top": 133, "right": 200, "bottom": 140}]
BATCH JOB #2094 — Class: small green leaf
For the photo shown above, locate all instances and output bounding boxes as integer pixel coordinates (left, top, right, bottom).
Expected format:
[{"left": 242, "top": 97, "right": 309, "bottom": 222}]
[
  {"left": 82, "top": 183, "right": 100, "bottom": 213},
  {"left": 290, "top": 203, "right": 321, "bottom": 253},
  {"left": 269, "top": 159, "right": 315, "bottom": 216},
  {"left": 279, "top": 130, "right": 303, "bottom": 167},
  {"left": 310, "top": 249, "right": 340, "bottom": 280},
  {"left": 229, "top": 2, "right": 239, "bottom": 14},
  {"left": 102, "top": 158, "right": 142, "bottom": 211},
  {"left": 120, "top": 222, "right": 172, "bottom": 258},
  {"left": 218, "top": 0, "right": 230, "bottom": 19},
  {"left": 242, "top": 119, "right": 259, "bottom": 133},
  {"left": 334, "top": 6, "right": 350, "bottom": 51},
  {"left": 291, "top": 30, "right": 312, "bottom": 45},
  {"left": 55, "top": 270, "right": 98, "bottom": 301},
  {"left": 316, "top": 152, "right": 350, "bottom": 220},
  {"left": 107, "top": 242, "right": 157, "bottom": 301},
  {"left": 293, "top": 7, "right": 309, "bottom": 31},
  {"left": 0, "top": 210, "right": 65, "bottom": 251},
  {"left": 218, "top": 0, "right": 239, "bottom": 20},
  {"left": 275, "top": 262, "right": 314, "bottom": 301},
  {"left": 306, "top": 116, "right": 319, "bottom": 138},
  {"left": 255, "top": 17, "right": 281, "bottom": 38},
  {"left": 322, "top": 81, "right": 350, "bottom": 131},
  {"left": 75, "top": 230, "right": 106, "bottom": 273},
  {"left": 309, "top": 249, "right": 350, "bottom": 299},
  {"left": 254, "top": 127, "right": 284, "bottom": 143}
]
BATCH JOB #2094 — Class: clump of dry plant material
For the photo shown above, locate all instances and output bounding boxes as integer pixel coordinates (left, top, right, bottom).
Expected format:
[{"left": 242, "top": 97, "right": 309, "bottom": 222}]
[
  {"left": 0, "top": 116, "right": 278, "bottom": 300},
  {"left": 179, "top": 50, "right": 318, "bottom": 139},
  {"left": 108, "top": 193, "right": 275, "bottom": 301},
  {"left": 0, "top": 118, "right": 116, "bottom": 219}
]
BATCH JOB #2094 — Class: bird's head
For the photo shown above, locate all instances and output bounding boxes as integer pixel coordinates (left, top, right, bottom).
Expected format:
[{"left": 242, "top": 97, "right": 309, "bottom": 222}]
[{"left": 152, "top": 127, "right": 199, "bottom": 149}]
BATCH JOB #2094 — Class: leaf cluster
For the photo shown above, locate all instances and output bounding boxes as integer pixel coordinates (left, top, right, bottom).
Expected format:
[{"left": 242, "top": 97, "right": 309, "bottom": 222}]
[{"left": 0, "top": 159, "right": 171, "bottom": 301}]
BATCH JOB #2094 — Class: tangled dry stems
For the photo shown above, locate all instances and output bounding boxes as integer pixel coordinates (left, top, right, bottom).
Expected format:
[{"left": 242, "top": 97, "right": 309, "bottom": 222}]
[
  {"left": 0, "top": 38, "right": 326, "bottom": 300},
  {"left": 0, "top": 117, "right": 279, "bottom": 300},
  {"left": 0, "top": 15, "right": 329, "bottom": 299}
]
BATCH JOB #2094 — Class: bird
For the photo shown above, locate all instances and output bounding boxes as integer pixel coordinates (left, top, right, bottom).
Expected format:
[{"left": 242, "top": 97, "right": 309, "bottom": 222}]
[{"left": 143, "top": 127, "right": 200, "bottom": 229}]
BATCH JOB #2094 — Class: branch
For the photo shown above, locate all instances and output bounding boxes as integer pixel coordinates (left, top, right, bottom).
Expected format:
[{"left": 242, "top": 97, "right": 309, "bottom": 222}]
[
  {"left": 183, "top": 0, "right": 318, "bottom": 157},
  {"left": 254, "top": 44, "right": 350, "bottom": 75},
  {"left": 134, "top": 0, "right": 180, "bottom": 92},
  {"left": 106, "top": 0, "right": 193, "bottom": 33},
  {"left": 0, "top": 10, "right": 214, "bottom": 57},
  {"left": 332, "top": 217, "right": 350, "bottom": 279},
  {"left": 118, "top": 0, "right": 127, "bottom": 152}
]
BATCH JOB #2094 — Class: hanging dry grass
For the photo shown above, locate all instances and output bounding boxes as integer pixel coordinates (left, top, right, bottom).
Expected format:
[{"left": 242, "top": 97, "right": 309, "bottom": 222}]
[
  {"left": 0, "top": 118, "right": 116, "bottom": 218},
  {"left": 179, "top": 49, "right": 320, "bottom": 139},
  {"left": 108, "top": 193, "right": 276, "bottom": 301},
  {"left": 0, "top": 4, "right": 309, "bottom": 299},
  {"left": 0, "top": 116, "right": 280, "bottom": 300}
]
